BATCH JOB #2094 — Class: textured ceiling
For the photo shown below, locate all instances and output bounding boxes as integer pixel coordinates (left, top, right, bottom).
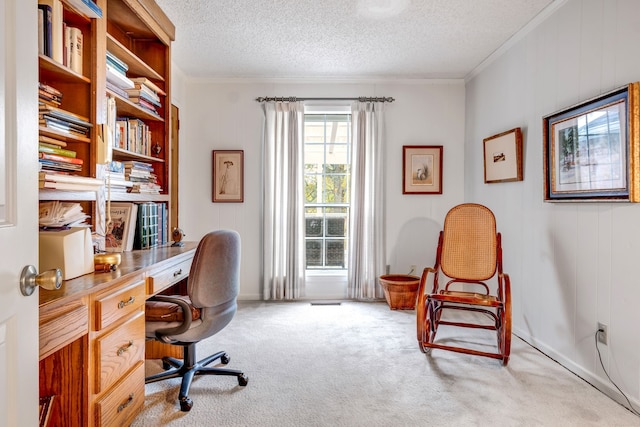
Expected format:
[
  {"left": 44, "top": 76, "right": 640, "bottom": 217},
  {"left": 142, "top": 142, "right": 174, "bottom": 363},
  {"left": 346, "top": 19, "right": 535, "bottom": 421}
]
[{"left": 155, "top": 0, "right": 556, "bottom": 80}]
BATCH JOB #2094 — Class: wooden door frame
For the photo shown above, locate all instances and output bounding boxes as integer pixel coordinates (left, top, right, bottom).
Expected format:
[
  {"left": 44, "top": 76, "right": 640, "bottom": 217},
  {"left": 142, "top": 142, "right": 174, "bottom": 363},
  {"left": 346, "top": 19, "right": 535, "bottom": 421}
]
[{"left": 170, "top": 104, "right": 179, "bottom": 232}]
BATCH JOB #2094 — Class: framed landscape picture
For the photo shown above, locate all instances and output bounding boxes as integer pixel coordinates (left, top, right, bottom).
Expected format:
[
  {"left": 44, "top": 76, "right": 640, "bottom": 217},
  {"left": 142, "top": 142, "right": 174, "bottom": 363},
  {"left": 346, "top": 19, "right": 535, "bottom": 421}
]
[
  {"left": 212, "top": 150, "right": 244, "bottom": 202},
  {"left": 543, "top": 82, "right": 640, "bottom": 202},
  {"left": 483, "top": 128, "right": 523, "bottom": 184},
  {"left": 402, "top": 145, "right": 443, "bottom": 194}
]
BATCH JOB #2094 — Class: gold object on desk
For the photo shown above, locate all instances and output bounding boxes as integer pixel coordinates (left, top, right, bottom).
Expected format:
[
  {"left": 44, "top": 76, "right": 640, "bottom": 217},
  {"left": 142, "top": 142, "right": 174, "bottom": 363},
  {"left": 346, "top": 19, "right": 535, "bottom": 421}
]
[{"left": 94, "top": 253, "right": 121, "bottom": 272}]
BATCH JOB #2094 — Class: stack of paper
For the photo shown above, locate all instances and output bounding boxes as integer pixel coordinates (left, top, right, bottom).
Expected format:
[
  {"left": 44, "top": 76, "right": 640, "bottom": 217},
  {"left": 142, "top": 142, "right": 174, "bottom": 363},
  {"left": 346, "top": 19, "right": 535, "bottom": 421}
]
[{"left": 39, "top": 200, "right": 90, "bottom": 228}]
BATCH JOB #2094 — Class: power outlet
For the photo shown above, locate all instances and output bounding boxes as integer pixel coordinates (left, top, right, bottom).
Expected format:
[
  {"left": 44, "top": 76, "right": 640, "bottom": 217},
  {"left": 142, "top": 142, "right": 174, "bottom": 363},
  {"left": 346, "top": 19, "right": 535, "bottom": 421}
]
[{"left": 597, "top": 322, "right": 608, "bottom": 345}]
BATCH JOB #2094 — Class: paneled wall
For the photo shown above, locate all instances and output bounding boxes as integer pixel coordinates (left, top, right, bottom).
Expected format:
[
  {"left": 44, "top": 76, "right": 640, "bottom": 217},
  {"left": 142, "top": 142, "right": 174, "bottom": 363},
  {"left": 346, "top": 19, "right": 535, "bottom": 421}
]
[
  {"left": 176, "top": 79, "right": 465, "bottom": 300},
  {"left": 465, "top": 0, "right": 640, "bottom": 407}
]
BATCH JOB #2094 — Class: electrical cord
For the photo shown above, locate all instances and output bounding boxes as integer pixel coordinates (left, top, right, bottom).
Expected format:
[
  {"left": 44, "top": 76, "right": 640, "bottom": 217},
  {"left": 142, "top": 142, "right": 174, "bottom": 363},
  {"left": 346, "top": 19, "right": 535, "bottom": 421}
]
[{"left": 594, "top": 330, "right": 640, "bottom": 416}]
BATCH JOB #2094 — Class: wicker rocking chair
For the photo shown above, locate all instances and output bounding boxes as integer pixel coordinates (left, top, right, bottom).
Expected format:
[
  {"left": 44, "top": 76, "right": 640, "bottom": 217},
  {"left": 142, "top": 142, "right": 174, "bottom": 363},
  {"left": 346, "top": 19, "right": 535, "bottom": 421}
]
[{"left": 416, "top": 203, "right": 512, "bottom": 365}]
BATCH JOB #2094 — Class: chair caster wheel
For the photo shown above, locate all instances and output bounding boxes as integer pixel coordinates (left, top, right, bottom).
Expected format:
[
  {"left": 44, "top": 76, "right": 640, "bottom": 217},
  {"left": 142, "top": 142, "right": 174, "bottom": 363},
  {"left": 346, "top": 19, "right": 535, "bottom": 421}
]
[
  {"left": 179, "top": 397, "right": 193, "bottom": 412},
  {"left": 162, "top": 361, "right": 171, "bottom": 370},
  {"left": 221, "top": 354, "right": 230, "bottom": 364},
  {"left": 238, "top": 373, "right": 248, "bottom": 386}
]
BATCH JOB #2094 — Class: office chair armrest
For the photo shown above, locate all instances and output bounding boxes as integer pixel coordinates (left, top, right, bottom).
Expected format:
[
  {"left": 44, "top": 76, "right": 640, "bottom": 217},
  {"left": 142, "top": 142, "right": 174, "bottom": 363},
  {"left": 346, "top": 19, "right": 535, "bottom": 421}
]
[{"left": 147, "top": 295, "right": 194, "bottom": 343}]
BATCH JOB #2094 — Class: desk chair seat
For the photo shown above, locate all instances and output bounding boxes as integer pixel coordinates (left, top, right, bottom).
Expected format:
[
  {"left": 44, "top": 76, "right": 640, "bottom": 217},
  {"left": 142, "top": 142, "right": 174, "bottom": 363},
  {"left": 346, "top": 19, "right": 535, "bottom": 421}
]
[{"left": 145, "top": 230, "right": 248, "bottom": 412}]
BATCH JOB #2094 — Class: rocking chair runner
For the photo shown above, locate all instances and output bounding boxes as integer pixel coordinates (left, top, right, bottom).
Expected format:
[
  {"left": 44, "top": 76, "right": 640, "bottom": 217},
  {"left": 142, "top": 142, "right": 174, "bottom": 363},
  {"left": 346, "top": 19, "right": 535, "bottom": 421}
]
[{"left": 416, "top": 203, "right": 512, "bottom": 365}]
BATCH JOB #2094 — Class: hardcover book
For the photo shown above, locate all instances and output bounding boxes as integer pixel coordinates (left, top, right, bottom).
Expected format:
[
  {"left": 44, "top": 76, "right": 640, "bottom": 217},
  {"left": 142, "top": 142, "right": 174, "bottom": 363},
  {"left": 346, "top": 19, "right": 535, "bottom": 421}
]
[{"left": 38, "top": 0, "right": 63, "bottom": 63}]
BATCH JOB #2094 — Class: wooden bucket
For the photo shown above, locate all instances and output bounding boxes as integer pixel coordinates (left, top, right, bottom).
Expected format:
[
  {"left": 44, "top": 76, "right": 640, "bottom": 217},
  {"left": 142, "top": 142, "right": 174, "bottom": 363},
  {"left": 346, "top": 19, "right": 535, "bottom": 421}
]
[{"left": 378, "top": 274, "right": 420, "bottom": 310}]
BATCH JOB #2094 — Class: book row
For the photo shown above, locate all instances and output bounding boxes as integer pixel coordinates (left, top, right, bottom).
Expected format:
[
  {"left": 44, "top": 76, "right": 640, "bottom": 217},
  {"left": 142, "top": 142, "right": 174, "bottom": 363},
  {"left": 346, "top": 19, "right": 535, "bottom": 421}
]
[
  {"left": 38, "top": 0, "right": 84, "bottom": 74},
  {"left": 114, "top": 117, "right": 153, "bottom": 157},
  {"left": 105, "top": 202, "right": 168, "bottom": 252}
]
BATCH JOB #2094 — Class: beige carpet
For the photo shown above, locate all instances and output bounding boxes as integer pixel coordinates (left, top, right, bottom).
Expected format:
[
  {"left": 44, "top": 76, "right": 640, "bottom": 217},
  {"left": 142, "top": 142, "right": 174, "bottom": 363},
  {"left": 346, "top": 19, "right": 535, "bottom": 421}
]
[{"left": 132, "top": 301, "right": 640, "bottom": 426}]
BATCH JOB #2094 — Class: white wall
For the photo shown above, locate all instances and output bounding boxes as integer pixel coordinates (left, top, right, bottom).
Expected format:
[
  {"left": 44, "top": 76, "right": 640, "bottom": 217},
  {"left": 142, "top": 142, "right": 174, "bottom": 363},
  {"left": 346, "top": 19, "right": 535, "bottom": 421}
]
[
  {"left": 175, "top": 79, "right": 465, "bottom": 300},
  {"left": 465, "top": 0, "right": 640, "bottom": 407}
]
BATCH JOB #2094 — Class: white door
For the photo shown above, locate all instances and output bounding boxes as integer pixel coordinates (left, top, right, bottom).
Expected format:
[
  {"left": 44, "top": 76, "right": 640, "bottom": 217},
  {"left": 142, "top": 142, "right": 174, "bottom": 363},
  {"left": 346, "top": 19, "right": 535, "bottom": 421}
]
[{"left": 0, "top": 1, "right": 39, "bottom": 426}]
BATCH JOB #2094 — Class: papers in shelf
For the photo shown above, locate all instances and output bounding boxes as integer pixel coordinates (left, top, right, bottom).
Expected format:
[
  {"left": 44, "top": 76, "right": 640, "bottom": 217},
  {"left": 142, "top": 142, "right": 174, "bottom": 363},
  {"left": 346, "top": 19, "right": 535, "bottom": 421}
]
[{"left": 39, "top": 200, "right": 90, "bottom": 228}]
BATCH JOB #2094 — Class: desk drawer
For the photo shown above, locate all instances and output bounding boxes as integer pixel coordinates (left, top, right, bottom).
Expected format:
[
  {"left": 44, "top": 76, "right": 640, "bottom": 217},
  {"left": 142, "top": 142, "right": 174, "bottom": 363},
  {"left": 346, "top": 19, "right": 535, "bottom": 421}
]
[
  {"left": 95, "top": 361, "right": 145, "bottom": 427},
  {"left": 95, "top": 280, "right": 145, "bottom": 331},
  {"left": 39, "top": 299, "right": 88, "bottom": 360},
  {"left": 147, "top": 258, "right": 192, "bottom": 294},
  {"left": 95, "top": 311, "right": 145, "bottom": 393}
]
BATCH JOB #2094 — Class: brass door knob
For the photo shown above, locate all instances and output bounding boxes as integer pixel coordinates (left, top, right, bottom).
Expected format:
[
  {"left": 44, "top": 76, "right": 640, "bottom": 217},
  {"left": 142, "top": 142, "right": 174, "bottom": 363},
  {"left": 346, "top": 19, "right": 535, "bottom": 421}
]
[{"left": 20, "top": 265, "right": 62, "bottom": 296}]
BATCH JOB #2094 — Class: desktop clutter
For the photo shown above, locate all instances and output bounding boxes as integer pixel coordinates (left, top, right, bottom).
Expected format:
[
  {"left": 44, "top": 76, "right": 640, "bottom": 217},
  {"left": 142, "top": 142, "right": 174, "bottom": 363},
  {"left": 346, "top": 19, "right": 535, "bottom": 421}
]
[{"left": 39, "top": 200, "right": 121, "bottom": 280}]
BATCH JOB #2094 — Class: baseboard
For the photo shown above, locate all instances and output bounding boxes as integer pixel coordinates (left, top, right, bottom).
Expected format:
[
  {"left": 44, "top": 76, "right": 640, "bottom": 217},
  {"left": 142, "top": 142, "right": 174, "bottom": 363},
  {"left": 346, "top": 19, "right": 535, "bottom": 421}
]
[{"left": 513, "top": 326, "right": 640, "bottom": 412}]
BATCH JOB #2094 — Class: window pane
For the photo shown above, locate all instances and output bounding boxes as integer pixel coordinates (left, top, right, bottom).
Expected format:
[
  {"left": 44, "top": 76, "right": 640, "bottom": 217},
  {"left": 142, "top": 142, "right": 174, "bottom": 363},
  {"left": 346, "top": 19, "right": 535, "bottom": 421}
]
[
  {"left": 304, "top": 113, "right": 351, "bottom": 270},
  {"left": 322, "top": 175, "right": 348, "bottom": 203}
]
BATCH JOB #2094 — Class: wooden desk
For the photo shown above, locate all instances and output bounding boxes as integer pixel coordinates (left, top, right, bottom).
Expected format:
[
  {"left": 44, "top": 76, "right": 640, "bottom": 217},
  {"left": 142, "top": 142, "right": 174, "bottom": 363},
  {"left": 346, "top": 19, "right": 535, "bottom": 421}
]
[{"left": 39, "top": 242, "right": 197, "bottom": 427}]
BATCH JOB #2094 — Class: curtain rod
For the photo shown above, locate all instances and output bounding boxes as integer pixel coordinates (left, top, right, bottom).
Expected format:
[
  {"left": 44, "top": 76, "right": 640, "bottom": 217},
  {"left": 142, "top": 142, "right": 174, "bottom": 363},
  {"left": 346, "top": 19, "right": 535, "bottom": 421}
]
[{"left": 255, "top": 96, "right": 394, "bottom": 103}]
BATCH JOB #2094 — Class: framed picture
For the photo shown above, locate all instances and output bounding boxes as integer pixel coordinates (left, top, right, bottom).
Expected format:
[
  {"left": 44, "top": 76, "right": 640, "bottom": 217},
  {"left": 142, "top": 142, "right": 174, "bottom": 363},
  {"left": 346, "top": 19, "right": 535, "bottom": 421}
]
[
  {"left": 402, "top": 145, "right": 443, "bottom": 194},
  {"left": 212, "top": 150, "right": 244, "bottom": 202},
  {"left": 543, "top": 82, "right": 640, "bottom": 202},
  {"left": 483, "top": 128, "right": 523, "bottom": 184}
]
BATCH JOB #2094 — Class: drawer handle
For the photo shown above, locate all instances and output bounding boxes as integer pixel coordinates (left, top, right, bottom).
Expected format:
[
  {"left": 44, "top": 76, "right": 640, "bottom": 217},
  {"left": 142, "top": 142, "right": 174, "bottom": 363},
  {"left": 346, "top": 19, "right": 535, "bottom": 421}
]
[
  {"left": 117, "top": 393, "right": 134, "bottom": 413},
  {"left": 117, "top": 340, "right": 134, "bottom": 356},
  {"left": 173, "top": 268, "right": 183, "bottom": 278},
  {"left": 118, "top": 296, "right": 136, "bottom": 309}
]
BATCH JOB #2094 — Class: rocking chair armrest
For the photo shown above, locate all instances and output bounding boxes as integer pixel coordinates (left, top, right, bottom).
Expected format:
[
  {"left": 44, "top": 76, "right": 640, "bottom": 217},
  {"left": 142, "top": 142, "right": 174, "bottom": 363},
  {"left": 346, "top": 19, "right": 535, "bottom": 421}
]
[
  {"left": 417, "top": 267, "right": 437, "bottom": 296},
  {"left": 147, "top": 295, "right": 194, "bottom": 343},
  {"left": 498, "top": 272, "right": 511, "bottom": 300}
]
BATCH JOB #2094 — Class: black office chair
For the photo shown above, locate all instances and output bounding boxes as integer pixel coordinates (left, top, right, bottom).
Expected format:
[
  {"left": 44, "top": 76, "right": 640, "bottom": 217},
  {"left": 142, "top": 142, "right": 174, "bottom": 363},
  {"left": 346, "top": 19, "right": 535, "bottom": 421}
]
[{"left": 145, "top": 230, "right": 248, "bottom": 411}]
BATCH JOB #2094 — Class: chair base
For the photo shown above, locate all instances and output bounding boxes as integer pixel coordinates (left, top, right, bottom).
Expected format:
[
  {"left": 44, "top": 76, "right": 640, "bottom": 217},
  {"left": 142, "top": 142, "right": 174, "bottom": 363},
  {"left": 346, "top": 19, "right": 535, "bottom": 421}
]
[
  {"left": 145, "top": 343, "right": 248, "bottom": 412},
  {"left": 419, "top": 302, "right": 511, "bottom": 366}
]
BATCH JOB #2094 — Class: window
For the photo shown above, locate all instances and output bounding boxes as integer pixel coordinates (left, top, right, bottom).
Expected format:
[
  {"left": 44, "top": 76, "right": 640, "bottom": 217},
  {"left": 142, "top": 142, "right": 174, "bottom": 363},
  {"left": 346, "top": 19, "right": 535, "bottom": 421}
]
[{"left": 304, "top": 113, "right": 351, "bottom": 270}]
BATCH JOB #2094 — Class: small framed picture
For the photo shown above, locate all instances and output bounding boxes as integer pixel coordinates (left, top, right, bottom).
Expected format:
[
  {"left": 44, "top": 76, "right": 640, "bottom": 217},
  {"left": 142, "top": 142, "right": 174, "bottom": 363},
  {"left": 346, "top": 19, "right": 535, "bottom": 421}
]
[
  {"left": 483, "top": 128, "right": 523, "bottom": 184},
  {"left": 543, "top": 82, "right": 640, "bottom": 202},
  {"left": 212, "top": 150, "right": 244, "bottom": 202},
  {"left": 402, "top": 145, "right": 443, "bottom": 194}
]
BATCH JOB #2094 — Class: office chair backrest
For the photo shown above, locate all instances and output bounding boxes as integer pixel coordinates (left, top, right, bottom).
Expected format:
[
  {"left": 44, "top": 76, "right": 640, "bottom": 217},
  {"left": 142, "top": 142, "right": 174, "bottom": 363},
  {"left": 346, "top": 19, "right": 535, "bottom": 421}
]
[
  {"left": 177, "top": 230, "right": 240, "bottom": 342},
  {"left": 440, "top": 203, "right": 497, "bottom": 281}
]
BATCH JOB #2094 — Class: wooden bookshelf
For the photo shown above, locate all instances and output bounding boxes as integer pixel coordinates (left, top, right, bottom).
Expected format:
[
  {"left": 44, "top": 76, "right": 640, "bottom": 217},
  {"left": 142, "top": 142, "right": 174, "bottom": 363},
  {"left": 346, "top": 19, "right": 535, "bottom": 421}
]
[{"left": 37, "top": 0, "right": 176, "bottom": 425}]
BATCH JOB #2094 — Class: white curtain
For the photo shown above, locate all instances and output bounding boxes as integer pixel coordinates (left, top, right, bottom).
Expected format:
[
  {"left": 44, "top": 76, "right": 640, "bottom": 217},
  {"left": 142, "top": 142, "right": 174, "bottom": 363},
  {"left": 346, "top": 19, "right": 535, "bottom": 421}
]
[
  {"left": 261, "top": 102, "right": 306, "bottom": 300},
  {"left": 348, "top": 102, "right": 386, "bottom": 299}
]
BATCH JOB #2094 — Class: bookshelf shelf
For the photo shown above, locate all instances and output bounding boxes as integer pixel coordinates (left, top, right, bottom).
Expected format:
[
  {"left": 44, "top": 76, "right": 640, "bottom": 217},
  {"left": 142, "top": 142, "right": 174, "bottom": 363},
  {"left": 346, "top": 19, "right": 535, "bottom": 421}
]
[
  {"left": 106, "top": 33, "right": 163, "bottom": 81},
  {"left": 38, "top": 55, "right": 91, "bottom": 84},
  {"left": 61, "top": 1, "right": 93, "bottom": 24},
  {"left": 112, "top": 147, "right": 164, "bottom": 162},
  {"left": 108, "top": 192, "right": 170, "bottom": 203},
  {"left": 39, "top": 189, "right": 97, "bottom": 201}
]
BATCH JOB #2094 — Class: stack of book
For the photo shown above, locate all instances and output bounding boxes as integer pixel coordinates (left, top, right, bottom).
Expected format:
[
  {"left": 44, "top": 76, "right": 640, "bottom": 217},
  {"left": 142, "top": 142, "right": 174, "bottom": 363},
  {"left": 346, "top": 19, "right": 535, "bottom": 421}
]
[
  {"left": 104, "top": 160, "right": 133, "bottom": 193},
  {"left": 115, "top": 118, "right": 151, "bottom": 156},
  {"left": 39, "top": 170, "right": 104, "bottom": 191},
  {"left": 39, "top": 82, "right": 62, "bottom": 107},
  {"left": 39, "top": 103, "right": 92, "bottom": 139},
  {"left": 124, "top": 161, "right": 161, "bottom": 194},
  {"left": 106, "top": 51, "right": 134, "bottom": 97},
  {"left": 124, "top": 77, "right": 165, "bottom": 116},
  {"left": 39, "top": 200, "right": 90, "bottom": 228},
  {"left": 39, "top": 152, "right": 83, "bottom": 173}
]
